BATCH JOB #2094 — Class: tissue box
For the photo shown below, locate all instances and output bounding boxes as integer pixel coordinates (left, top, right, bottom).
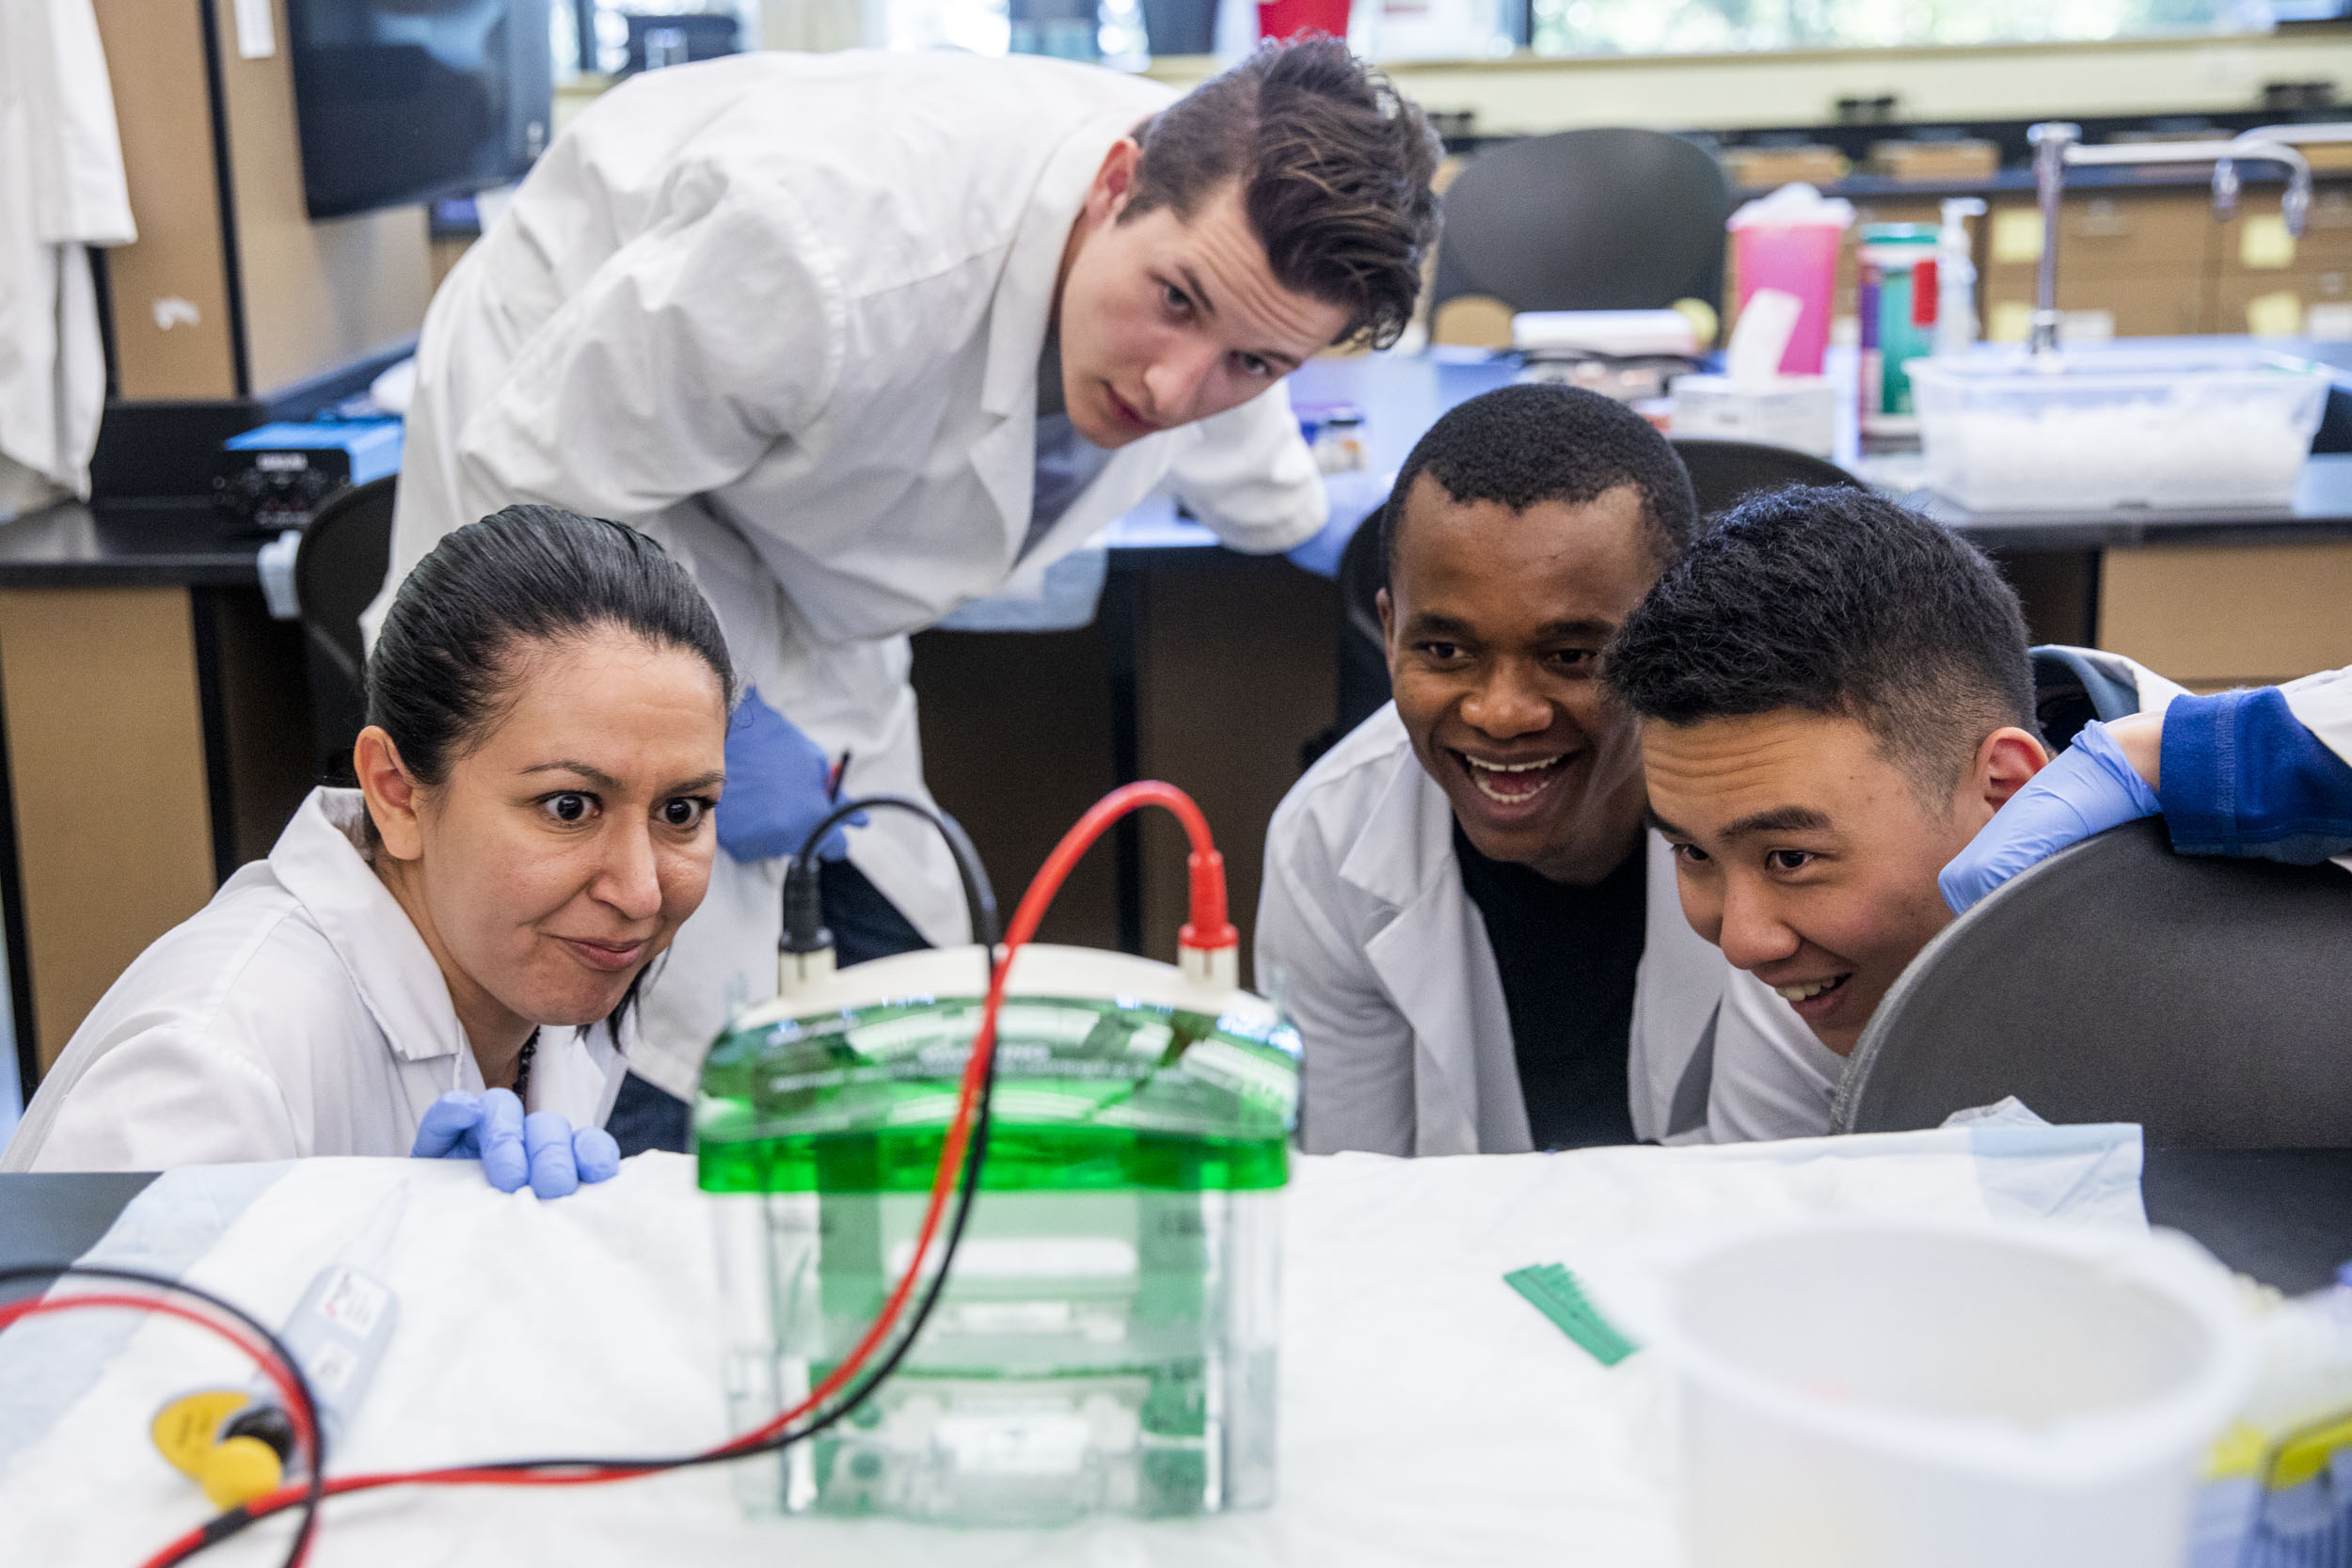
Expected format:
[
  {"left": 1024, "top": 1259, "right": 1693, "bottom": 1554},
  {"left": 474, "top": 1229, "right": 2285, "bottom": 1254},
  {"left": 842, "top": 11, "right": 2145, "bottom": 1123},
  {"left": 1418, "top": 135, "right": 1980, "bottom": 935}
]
[{"left": 1670, "top": 374, "right": 1838, "bottom": 458}]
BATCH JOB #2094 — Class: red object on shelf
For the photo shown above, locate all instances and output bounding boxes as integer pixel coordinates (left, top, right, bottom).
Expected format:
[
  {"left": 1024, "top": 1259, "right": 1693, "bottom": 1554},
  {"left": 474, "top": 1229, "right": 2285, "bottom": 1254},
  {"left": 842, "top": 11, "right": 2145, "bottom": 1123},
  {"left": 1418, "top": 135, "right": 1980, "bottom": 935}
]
[{"left": 1257, "top": 0, "right": 1348, "bottom": 42}]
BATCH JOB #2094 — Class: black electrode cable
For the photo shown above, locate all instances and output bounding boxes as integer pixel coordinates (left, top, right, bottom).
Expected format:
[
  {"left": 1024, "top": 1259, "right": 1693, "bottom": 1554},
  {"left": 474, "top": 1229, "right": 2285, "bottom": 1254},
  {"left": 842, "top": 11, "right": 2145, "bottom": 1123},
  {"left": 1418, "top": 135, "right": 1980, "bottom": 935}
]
[
  {"left": 782, "top": 793, "right": 1000, "bottom": 954},
  {"left": 0, "top": 1263, "right": 328, "bottom": 1568}
]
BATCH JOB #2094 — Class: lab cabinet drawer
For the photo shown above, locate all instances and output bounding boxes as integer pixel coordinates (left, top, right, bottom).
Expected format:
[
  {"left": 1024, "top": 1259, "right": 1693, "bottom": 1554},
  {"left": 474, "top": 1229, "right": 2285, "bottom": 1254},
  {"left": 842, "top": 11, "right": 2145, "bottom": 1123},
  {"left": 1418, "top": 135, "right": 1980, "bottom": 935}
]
[
  {"left": 1984, "top": 193, "right": 2219, "bottom": 273},
  {"left": 2214, "top": 268, "right": 2352, "bottom": 337},
  {"left": 1982, "top": 261, "right": 2210, "bottom": 339},
  {"left": 2064, "top": 194, "right": 2217, "bottom": 269},
  {"left": 2100, "top": 541, "right": 2352, "bottom": 688},
  {"left": 2218, "top": 185, "right": 2352, "bottom": 277}
]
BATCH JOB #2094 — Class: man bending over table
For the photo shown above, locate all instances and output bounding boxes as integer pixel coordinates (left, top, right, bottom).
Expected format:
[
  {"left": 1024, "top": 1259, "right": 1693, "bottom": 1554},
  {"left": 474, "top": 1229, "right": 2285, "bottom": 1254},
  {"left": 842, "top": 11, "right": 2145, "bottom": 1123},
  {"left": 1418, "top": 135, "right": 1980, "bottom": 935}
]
[
  {"left": 1600, "top": 484, "right": 2052, "bottom": 1060},
  {"left": 1258, "top": 386, "right": 1836, "bottom": 1156}
]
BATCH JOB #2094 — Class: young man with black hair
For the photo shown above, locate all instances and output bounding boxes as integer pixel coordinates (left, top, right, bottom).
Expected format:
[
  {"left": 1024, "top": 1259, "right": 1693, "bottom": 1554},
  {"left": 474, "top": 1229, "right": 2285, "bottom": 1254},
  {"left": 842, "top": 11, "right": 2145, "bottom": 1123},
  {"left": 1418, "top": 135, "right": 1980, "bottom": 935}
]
[
  {"left": 1258, "top": 387, "right": 1839, "bottom": 1156},
  {"left": 1602, "top": 485, "right": 2056, "bottom": 1059}
]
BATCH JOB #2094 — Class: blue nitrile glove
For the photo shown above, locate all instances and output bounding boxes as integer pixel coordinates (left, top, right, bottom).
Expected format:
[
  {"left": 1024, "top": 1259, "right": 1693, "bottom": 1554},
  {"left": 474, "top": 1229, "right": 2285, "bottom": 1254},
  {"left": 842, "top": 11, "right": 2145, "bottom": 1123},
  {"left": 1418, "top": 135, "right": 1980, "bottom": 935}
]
[
  {"left": 410, "top": 1089, "right": 623, "bottom": 1197},
  {"left": 1938, "top": 720, "right": 2163, "bottom": 914},
  {"left": 713, "top": 688, "right": 865, "bottom": 864}
]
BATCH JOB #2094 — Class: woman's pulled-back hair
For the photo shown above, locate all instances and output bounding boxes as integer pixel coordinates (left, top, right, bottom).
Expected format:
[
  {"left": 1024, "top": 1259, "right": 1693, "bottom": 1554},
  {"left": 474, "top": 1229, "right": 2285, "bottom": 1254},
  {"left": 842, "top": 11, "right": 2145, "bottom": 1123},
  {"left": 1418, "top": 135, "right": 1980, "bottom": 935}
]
[{"left": 367, "top": 505, "right": 735, "bottom": 787}]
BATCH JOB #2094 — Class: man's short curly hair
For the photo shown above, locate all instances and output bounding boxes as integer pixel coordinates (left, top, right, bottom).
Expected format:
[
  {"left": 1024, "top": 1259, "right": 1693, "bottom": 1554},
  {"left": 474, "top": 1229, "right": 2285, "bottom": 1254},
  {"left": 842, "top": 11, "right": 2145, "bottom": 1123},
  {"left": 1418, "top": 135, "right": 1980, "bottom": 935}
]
[
  {"left": 1378, "top": 383, "right": 1699, "bottom": 579},
  {"left": 1126, "top": 36, "right": 1442, "bottom": 351}
]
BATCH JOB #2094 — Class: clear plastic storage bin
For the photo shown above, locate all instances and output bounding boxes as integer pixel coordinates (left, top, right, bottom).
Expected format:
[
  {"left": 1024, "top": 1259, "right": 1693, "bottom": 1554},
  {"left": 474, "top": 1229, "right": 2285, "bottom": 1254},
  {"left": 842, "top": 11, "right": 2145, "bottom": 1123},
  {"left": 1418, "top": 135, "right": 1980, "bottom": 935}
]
[
  {"left": 699, "top": 943, "right": 1298, "bottom": 1527},
  {"left": 1909, "top": 349, "right": 2332, "bottom": 512}
]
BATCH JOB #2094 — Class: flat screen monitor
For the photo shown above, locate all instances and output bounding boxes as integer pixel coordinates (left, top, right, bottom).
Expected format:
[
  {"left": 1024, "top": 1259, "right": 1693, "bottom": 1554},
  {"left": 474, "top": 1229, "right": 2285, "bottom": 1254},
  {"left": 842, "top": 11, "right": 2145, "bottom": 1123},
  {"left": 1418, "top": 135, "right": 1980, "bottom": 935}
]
[{"left": 288, "top": 0, "right": 553, "bottom": 219}]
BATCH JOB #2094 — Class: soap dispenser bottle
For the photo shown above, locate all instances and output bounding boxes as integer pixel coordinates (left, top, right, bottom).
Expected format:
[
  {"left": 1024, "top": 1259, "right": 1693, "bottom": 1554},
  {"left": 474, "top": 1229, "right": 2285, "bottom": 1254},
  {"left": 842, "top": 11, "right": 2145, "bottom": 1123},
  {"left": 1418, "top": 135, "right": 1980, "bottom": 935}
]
[{"left": 1934, "top": 198, "right": 1986, "bottom": 357}]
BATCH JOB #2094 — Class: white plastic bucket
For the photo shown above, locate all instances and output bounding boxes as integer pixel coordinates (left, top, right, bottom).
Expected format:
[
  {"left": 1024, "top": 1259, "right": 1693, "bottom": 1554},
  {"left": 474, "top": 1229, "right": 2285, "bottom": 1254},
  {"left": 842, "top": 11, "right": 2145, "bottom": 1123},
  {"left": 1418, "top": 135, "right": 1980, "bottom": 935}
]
[{"left": 1646, "top": 1221, "right": 2253, "bottom": 1568}]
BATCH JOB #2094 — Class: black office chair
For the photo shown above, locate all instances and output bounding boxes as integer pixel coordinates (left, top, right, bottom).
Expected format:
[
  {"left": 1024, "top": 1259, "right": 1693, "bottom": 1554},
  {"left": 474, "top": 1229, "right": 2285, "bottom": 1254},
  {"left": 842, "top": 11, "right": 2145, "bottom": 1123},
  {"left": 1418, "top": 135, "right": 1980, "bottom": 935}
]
[
  {"left": 1671, "top": 439, "right": 1865, "bottom": 518},
  {"left": 1429, "top": 129, "right": 1730, "bottom": 317},
  {"left": 293, "top": 476, "right": 396, "bottom": 784},
  {"left": 1832, "top": 817, "right": 2352, "bottom": 1147},
  {"left": 1299, "top": 504, "right": 1393, "bottom": 768},
  {"left": 2027, "top": 643, "right": 2144, "bottom": 752}
]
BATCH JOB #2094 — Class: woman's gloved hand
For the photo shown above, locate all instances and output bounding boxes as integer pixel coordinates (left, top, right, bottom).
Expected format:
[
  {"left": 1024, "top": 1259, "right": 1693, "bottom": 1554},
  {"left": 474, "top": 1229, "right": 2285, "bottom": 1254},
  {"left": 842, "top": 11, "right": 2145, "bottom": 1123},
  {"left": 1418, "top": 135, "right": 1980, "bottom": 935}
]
[
  {"left": 713, "top": 688, "right": 866, "bottom": 863},
  {"left": 410, "top": 1088, "right": 622, "bottom": 1199},
  {"left": 1938, "top": 719, "right": 2162, "bottom": 914}
]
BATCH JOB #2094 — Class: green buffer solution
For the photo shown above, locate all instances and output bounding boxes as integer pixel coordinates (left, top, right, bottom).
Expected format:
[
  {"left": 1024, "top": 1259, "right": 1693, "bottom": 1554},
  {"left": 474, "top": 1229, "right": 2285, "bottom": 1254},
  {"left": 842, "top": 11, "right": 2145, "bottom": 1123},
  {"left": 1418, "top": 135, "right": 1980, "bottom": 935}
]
[{"left": 698, "top": 943, "right": 1300, "bottom": 1527}]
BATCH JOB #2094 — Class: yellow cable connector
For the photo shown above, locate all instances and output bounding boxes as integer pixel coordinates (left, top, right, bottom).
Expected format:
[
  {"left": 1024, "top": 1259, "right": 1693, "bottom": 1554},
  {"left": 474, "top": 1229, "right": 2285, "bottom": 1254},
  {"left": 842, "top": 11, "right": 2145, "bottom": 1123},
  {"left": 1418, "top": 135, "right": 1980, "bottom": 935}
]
[
  {"left": 151, "top": 1390, "right": 286, "bottom": 1509},
  {"left": 198, "top": 1435, "right": 284, "bottom": 1509}
]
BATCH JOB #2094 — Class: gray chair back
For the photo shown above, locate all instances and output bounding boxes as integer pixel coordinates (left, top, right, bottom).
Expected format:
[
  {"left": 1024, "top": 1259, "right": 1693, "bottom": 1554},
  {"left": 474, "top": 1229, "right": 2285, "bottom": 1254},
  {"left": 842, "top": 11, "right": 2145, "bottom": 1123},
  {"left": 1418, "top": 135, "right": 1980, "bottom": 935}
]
[
  {"left": 1833, "top": 818, "right": 2352, "bottom": 1146},
  {"left": 1670, "top": 440, "right": 1863, "bottom": 518},
  {"left": 1430, "top": 129, "right": 1729, "bottom": 316}
]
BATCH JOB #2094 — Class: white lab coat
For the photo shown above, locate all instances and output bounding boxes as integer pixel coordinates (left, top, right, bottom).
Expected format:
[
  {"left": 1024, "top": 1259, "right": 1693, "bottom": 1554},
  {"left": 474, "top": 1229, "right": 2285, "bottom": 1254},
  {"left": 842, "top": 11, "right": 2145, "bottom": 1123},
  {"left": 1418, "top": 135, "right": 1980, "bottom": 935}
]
[
  {"left": 0, "top": 0, "right": 134, "bottom": 513},
  {"left": 2280, "top": 664, "right": 2352, "bottom": 874},
  {"left": 2136, "top": 657, "right": 2350, "bottom": 872},
  {"left": 1256, "top": 706, "right": 1847, "bottom": 1153},
  {"left": 2, "top": 790, "right": 627, "bottom": 1173},
  {"left": 383, "top": 51, "right": 1326, "bottom": 1098},
  {"left": 2287, "top": 665, "right": 2352, "bottom": 758}
]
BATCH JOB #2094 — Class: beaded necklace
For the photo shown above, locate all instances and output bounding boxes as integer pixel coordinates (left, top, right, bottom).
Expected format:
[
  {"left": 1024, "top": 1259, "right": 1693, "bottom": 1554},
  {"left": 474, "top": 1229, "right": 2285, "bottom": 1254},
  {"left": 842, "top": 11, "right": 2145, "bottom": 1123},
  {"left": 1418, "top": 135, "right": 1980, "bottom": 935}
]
[{"left": 512, "top": 1029, "right": 539, "bottom": 1103}]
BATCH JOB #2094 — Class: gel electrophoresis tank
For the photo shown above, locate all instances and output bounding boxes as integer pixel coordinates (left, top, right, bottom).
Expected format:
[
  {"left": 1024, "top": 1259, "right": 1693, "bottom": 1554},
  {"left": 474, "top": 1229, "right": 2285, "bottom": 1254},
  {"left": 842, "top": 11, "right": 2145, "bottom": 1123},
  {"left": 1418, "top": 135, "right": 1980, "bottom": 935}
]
[{"left": 698, "top": 943, "right": 1299, "bottom": 1527}]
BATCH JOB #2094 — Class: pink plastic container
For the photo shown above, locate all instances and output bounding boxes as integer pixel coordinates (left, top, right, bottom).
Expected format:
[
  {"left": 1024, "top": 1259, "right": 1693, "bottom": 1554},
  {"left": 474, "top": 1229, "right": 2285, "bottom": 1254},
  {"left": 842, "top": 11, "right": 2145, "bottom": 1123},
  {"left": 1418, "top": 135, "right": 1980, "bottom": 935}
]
[
  {"left": 1733, "top": 223, "right": 1843, "bottom": 376},
  {"left": 1258, "top": 0, "right": 1348, "bottom": 40}
]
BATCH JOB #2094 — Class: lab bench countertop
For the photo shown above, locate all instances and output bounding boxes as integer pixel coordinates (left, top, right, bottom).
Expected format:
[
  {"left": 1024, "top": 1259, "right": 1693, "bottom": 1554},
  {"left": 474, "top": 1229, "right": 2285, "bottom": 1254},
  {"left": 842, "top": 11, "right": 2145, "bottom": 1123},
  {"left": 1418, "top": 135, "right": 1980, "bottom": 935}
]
[
  {"left": 0, "top": 1148, "right": 2345, "bottom": 1293},
  {"left": 1733, "top": 161, "right": 2352, "bottom": 205},
  {"left": 0, "top": 499, "right": 268, "bottom": 589},
  {"left": 22, "top": 339, "right": 2352, "bottom": 585}
]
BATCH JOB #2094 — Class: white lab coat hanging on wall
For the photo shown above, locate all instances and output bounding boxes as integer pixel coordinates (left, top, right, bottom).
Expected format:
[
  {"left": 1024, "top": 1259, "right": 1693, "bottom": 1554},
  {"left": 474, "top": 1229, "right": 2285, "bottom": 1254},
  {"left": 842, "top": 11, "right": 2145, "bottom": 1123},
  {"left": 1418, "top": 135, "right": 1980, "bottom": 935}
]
[
  {"left": 381, "top": 52, "right": 1327, "bottom": 1099},
  {"left": 0, "top": 0, "right": 134, "bottom": 515}
]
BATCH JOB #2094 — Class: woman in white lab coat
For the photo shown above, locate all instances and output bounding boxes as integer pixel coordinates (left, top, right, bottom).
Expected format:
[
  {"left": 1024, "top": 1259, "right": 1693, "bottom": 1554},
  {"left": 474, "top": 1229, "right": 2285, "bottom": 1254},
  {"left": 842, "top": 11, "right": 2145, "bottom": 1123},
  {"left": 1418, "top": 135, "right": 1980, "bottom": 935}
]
[
  {"left": 3, "top": 507, "right": 734, "bottom": 1194},
  {"left": 381, "top": 40, "right": 1444, "bottom": 1129}
]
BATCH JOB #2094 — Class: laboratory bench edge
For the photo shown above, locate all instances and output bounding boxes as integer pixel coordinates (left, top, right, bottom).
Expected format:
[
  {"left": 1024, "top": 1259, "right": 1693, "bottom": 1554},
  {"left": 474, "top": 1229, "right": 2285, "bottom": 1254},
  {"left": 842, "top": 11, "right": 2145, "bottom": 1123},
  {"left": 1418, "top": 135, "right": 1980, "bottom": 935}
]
[
  {"left": 8, "top": 355, "right": 2352, "bottom": 1105},
  {"left": 2, "top": 1148, "right": 2348, "bottom": 1298}
]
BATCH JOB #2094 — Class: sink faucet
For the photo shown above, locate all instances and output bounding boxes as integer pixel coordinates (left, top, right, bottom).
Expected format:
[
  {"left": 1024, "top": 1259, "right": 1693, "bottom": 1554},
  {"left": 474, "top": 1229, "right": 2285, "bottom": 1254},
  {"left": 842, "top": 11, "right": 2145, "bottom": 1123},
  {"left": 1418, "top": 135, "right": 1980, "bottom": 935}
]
[
  {"left": 2026, "top": 121, "right": 2313, "bottom": 357},
  {"left": 2229, "top": 121, "right": 2352, "bottom": 222}
]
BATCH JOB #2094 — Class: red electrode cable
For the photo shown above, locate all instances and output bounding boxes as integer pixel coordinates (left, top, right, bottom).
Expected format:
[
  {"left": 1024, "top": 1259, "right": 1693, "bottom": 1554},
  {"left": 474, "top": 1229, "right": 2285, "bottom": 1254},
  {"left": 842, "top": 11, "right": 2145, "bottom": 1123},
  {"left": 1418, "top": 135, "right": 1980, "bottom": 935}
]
[
  {"left": 0, "top": 1294, "right": 316, "bottom": 1463},
  {"left": 126, "top": 782, "right": 1234, "bottom": 1568}
]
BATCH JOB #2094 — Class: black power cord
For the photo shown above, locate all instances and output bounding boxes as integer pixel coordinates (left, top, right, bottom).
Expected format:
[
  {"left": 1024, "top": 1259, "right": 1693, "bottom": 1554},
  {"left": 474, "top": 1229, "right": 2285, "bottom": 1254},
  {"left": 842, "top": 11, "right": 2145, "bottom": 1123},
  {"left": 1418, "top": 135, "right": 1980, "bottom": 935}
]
[
  {"left": 139, "top": 793, "right": 1003, "bottom": 1565},
  {"left": 0, "top": 1263, "right": 327, "bottom": 1568},
  {"left": 782, "top": 794, "right": 999, "bottom": 957}
]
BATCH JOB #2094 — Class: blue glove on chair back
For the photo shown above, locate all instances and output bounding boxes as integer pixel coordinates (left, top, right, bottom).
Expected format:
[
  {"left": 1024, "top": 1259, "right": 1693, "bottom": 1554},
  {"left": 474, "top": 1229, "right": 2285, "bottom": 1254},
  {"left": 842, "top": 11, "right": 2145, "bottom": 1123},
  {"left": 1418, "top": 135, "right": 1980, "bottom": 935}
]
[
  {"left": 1938, "top": 720, "right": 2162, "bottom": 915},
  {"left": 411, "top": 1088, "right": 623, "bottom": 1199},
  {"left": 713, "top": 688, "right": 864, "bottom": 864}
]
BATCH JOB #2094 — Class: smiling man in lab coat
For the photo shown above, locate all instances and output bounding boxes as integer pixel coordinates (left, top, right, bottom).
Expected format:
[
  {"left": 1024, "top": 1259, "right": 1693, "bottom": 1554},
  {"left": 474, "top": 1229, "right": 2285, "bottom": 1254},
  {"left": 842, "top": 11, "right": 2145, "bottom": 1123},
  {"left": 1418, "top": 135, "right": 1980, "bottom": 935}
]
[
  {"left": 1258, "top": 387, "right": 1841, "bottom": 1156},
  {"left": 1606, "top": 486, "right": 2050, "bottom": 1063},
  {"left": 383, "top": 39, "right": 1442, "bottom": 1145}
]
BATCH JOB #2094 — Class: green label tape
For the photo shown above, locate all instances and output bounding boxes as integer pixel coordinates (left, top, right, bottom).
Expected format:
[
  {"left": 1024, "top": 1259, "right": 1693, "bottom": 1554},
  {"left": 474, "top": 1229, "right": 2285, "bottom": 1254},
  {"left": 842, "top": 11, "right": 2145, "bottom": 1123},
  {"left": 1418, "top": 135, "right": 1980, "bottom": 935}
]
[{"left": 1503, "top": 1262, "right": 1640, "bottom": 1368}]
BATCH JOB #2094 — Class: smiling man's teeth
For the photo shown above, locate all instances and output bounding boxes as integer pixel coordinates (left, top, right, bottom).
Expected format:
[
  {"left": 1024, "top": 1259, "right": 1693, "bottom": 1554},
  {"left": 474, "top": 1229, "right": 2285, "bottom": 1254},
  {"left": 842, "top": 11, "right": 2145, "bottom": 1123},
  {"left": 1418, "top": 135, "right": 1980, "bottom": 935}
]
[
  {"left": 1465, "top": 755, "right": 1563, "bottom": 802},
  {"left": 1774, "top": 976, "right": 1848, "bottom": 1003}
]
